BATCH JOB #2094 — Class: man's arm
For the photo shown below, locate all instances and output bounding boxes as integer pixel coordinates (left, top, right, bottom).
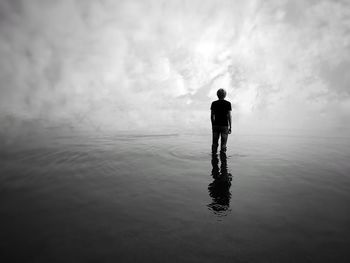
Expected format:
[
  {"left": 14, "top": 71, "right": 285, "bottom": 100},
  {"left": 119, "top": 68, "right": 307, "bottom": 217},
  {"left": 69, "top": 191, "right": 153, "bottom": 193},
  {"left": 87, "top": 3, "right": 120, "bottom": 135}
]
[
  {"left": 228, "top": 111, "right": 232, "bottom": 134},
  {"left": 211, "top": 110, "right": 215, "bottom": 126}
]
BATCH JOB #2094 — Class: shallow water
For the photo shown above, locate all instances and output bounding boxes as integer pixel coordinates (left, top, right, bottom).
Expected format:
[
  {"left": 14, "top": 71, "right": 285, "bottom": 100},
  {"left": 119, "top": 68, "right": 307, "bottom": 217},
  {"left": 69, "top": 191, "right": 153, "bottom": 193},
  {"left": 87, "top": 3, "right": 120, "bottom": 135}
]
[{"left": 1, "top": 130, "right": 350, "bottom": 262}]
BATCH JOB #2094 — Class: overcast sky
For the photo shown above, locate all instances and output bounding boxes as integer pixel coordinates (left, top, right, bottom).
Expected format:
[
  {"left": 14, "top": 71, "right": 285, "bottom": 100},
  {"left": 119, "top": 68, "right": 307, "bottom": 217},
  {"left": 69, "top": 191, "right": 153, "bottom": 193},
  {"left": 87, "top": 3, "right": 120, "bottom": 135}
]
[{"left": 0, "top": 0, "right": 349, "bottom": 134}]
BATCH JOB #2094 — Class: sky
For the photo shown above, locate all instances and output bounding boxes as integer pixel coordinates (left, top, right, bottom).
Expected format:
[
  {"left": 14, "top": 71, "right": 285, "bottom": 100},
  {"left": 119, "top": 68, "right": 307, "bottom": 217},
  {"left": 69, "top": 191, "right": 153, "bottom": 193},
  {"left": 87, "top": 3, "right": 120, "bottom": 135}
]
[{"left": 0, "top": 0, "right": 350, "bottom": 135}]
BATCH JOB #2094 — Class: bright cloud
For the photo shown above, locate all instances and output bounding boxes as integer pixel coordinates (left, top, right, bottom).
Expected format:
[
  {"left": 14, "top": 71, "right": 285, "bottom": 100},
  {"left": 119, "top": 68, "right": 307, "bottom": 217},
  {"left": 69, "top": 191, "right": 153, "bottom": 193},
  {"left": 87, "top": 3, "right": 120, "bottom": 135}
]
[{"left": 0, "top": 0, "right": 349, "bottom": 134}]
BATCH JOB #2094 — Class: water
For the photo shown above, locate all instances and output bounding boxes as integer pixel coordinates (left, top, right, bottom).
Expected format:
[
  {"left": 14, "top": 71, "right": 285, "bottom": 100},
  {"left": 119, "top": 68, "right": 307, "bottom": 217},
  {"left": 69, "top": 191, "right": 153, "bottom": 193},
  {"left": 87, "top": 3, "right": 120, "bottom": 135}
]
[{"left": 1, "top": 129, "right": 350, "bottom": 263}]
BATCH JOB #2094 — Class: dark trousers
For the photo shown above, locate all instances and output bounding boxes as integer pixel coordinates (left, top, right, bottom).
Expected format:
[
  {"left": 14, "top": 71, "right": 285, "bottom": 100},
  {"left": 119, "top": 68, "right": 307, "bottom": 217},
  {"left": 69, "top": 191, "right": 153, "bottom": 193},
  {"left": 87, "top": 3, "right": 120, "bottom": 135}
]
[{"left": 212, "top": 126, "right": 229, "bottom": 153}]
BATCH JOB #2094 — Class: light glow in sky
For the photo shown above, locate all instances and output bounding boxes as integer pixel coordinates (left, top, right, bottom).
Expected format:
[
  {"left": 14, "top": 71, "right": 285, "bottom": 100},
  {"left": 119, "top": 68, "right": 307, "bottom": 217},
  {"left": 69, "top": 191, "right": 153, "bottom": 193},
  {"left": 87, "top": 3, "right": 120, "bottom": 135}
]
[{"left": 0, "top": 0, "right": 349, "bottom": 134}]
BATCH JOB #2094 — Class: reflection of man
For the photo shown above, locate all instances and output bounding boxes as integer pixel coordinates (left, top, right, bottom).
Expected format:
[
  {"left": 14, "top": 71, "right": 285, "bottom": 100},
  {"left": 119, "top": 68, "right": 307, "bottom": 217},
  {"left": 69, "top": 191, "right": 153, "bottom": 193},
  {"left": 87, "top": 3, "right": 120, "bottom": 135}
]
[
  {"left": 208, "top": 152, "right": 232, "bottom": 216},
  {"left": 210, "top": 89, "right": 232, "bottom": 154}
]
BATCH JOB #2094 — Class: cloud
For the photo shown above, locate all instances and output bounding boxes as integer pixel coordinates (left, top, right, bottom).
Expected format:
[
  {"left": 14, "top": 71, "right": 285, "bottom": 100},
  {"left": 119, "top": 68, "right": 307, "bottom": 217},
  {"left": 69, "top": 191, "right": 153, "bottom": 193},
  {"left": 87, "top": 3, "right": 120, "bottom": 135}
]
[{"left": 0, "top": 0, "right": 349, "bottom": 134}]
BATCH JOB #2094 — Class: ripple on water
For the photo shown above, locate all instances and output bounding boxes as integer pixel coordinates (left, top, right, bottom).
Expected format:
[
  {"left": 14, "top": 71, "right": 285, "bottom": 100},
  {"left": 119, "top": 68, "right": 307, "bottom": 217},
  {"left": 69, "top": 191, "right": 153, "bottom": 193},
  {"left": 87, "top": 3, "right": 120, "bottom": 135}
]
[{"left": 166, "top": 144, "right": 210, "bottom": 162}]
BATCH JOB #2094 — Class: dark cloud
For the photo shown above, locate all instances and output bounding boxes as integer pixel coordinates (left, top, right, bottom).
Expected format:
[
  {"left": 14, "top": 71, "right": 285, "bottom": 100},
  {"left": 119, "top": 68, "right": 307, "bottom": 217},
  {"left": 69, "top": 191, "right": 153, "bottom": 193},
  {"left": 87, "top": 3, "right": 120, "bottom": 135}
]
[{"left": 320, "top": 60, "right": 350, "bottom": 96}]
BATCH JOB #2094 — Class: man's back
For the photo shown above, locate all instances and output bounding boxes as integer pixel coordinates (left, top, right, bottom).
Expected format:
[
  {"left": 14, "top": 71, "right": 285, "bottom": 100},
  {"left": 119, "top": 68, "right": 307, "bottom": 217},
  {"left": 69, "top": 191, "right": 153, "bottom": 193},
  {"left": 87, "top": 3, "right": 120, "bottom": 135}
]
[{"left": 210, "top": 100, "right": 232, "bottom": 126}]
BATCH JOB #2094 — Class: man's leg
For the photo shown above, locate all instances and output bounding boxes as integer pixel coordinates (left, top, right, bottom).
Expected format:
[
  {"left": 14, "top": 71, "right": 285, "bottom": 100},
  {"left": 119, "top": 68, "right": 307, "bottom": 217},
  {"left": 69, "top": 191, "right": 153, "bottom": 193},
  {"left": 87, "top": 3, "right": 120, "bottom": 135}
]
[
  {"left": 220, "top": 128, "right": 229, "bottom": 153},
  {"left": 212, "top": 130, "right": 220, "bottom": 154}
]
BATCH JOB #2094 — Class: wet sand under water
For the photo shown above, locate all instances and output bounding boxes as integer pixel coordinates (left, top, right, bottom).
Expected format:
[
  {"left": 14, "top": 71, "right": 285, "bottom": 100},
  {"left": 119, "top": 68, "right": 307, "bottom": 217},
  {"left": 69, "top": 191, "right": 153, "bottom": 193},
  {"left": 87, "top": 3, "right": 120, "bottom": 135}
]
[{"left": 1, "top": 130, "right": 350, "bottom": 263}]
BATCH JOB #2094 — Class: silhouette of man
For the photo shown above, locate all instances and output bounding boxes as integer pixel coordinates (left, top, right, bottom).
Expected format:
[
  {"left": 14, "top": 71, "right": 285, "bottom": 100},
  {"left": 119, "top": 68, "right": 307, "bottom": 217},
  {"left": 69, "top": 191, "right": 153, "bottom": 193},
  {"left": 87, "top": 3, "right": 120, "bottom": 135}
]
[{"left": 210, "top": 89, "right": 232, "bottom": 154}]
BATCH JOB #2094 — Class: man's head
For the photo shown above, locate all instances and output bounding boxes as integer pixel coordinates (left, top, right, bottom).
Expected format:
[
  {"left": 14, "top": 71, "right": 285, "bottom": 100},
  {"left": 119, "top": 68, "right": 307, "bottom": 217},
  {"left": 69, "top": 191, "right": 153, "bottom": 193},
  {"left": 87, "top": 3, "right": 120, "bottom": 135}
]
[{"left": 217, "top": 89, "right": 227, "bottom": 100}]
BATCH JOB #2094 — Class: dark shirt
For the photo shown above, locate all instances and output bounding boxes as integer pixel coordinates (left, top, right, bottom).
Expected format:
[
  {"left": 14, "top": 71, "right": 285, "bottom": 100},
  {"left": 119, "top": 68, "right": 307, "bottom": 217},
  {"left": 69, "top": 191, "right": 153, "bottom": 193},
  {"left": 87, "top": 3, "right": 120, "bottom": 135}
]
[{"left": 210, "top": 100, "right": 232, "bottom": 126}]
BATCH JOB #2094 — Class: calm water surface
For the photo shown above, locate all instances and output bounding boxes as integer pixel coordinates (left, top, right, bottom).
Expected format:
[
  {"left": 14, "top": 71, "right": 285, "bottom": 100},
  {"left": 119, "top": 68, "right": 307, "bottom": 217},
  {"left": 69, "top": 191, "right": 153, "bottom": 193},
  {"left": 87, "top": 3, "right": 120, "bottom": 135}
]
[{"left": 1, "top": 129, "right": 350, "bottom": 263}]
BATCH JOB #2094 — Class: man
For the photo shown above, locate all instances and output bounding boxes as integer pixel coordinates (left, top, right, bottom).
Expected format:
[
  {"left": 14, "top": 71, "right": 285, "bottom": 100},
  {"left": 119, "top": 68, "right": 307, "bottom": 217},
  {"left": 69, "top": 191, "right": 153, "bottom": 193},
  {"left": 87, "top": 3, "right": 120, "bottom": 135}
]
[{"left": 210, "top": 89, "right": 232, "bottom": 154}]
